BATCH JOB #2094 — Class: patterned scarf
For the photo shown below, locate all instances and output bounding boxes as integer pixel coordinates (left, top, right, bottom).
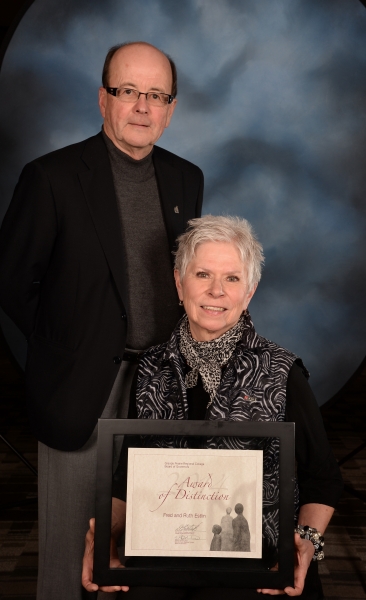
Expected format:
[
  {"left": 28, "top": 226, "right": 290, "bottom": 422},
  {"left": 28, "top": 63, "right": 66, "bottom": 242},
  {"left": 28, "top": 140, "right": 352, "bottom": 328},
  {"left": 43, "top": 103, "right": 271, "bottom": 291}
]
[{"left": 179, "top": 313, "right": 246, "bottom": 406}]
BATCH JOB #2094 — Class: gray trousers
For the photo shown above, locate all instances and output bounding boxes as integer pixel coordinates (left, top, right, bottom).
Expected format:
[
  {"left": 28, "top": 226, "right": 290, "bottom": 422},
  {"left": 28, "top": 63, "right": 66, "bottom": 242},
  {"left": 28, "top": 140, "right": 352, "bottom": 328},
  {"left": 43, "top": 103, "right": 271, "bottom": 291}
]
[{"left": 37, "top": 360, "right": 137, "bottom": 600}]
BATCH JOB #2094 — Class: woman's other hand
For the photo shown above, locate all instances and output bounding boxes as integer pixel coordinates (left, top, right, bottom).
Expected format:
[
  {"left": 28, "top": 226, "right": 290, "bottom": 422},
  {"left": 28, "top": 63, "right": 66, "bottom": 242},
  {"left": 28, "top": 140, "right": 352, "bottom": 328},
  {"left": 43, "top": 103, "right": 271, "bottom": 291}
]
[
  {"left": 82, "top": 508, "right": 129, "bottom": 593},
  {"left": 257, "top": 532, "right": 314, "bottom": 596},
  {"left": 257, "top": 503, "right": 333, "bottom": 595}
]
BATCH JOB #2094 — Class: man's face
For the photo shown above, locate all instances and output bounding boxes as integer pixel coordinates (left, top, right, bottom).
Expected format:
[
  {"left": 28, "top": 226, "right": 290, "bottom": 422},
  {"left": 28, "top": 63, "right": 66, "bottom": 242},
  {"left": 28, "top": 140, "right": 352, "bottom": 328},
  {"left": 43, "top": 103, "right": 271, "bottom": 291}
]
[{"left": 99, "top": 44, "right": 177, "bottom": 159}]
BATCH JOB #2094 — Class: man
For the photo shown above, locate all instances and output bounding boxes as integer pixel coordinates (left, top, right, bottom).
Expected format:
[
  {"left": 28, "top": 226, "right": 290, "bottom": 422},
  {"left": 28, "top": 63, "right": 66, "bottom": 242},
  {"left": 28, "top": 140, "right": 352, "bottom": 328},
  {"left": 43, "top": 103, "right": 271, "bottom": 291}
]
[
  {"left": 0, "top": 42, "right": 203, "bottom": 600},
  {"left": 232, "top": 503, "right": 250, "bottom": 552}
]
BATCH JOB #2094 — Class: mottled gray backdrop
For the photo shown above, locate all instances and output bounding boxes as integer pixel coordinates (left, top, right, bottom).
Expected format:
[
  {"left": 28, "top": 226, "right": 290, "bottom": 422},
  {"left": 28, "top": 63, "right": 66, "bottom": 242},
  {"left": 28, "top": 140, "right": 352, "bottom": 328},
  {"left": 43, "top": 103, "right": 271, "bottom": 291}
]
[{"left": 0, "top": 0, "right": 365, "bottom": 403}]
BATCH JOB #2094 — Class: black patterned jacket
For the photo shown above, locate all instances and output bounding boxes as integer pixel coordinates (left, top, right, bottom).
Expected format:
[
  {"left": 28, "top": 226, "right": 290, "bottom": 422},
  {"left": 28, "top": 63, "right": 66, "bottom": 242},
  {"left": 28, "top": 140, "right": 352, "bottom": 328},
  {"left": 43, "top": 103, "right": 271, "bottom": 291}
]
[{"left": 135, "top": 312, "right": 304, "bottom": 556}]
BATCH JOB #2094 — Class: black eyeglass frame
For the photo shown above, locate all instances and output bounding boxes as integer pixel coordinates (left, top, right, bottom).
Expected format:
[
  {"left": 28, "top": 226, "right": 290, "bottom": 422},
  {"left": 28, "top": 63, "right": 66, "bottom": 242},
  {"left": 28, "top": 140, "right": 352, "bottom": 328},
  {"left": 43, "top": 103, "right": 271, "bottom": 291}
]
[{"left": 105, "top": 87, "right": 175, "bottom": 105}]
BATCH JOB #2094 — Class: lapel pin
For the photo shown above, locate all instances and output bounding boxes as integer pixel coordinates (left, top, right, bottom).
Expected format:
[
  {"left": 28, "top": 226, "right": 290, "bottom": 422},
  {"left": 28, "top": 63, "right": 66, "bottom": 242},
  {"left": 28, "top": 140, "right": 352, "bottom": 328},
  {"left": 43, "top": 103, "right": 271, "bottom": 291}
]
[
  {"left": 174, "top": 206, "right": 179, "bottom": 214},
  {"left": 244, "top": 395, "right": 256, "bottom": 402}
]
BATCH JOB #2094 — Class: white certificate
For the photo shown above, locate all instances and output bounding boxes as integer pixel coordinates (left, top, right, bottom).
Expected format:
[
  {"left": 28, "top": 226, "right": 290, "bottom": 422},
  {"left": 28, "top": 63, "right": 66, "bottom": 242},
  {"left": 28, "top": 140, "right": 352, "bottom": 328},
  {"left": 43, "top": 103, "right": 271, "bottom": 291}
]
[{"left": 125, "top": 448, "right": 263, "bottom": 558}]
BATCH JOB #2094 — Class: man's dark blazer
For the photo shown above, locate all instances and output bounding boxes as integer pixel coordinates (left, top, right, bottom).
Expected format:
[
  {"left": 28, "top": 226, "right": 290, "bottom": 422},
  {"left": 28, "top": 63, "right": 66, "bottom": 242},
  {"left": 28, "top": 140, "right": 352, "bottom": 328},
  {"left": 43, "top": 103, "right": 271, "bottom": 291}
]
[{"left": 0, "top": 132, "right": 203, "bottom": 451}]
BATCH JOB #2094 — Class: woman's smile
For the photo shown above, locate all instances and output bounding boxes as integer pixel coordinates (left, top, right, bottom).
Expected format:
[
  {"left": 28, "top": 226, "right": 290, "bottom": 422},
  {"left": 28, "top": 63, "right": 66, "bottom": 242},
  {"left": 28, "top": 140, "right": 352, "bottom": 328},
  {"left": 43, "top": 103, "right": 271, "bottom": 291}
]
[{"left": 201, "top": 305, "right": 226, "bottom": 313}]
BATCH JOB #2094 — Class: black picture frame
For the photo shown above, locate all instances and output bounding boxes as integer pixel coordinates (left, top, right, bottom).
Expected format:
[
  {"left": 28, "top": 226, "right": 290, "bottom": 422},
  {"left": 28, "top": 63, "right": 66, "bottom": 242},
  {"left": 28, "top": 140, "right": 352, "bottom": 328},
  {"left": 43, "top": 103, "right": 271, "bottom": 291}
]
[{"left": 94, "top": 418, "right": 295, "bottom": 589}]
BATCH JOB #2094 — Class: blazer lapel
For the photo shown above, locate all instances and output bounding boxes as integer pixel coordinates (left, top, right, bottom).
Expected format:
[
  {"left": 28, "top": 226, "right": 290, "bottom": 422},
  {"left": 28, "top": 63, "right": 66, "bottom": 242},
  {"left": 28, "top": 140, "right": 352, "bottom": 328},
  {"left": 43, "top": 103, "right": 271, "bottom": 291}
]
[
  {"left": 78, "top": 134, "right": 128, "bottom": 311},
  {"left": 153, "top": 146, "right": 185, "bottom": 256}
]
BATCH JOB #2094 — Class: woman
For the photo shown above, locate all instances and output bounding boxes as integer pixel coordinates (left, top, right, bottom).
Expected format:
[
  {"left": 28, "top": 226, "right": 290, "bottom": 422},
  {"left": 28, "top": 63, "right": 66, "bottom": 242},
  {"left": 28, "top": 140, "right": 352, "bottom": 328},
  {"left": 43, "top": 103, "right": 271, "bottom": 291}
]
[
  {"left": 220, "top": 507, "right": 233, "bottom": 551},
  {"left": 83, "top": 215, "right": 343, "bottom": 599}
]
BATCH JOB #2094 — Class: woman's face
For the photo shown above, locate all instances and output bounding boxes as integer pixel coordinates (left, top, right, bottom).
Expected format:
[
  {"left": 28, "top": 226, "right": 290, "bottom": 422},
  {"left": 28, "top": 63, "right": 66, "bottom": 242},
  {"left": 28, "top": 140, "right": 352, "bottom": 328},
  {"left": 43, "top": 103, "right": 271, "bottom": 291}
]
[{"left": 174, "top": 241, "right": 256, "bottom": 342}]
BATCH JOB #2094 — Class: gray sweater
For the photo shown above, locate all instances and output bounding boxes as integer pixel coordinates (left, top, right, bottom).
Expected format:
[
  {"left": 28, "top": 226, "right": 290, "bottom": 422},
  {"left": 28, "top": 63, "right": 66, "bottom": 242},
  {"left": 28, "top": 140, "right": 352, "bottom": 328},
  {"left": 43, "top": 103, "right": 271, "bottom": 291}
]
[{"left": 103, "top": 132, "right": 181, "bottom": 349}]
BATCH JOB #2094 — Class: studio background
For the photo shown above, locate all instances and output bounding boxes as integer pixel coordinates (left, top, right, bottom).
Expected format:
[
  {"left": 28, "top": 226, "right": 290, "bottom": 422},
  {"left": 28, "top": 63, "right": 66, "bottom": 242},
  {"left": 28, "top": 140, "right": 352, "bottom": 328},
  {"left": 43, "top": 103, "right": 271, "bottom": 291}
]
[{"left": 0, "top": 0, "right": 365, "bottom": 404}]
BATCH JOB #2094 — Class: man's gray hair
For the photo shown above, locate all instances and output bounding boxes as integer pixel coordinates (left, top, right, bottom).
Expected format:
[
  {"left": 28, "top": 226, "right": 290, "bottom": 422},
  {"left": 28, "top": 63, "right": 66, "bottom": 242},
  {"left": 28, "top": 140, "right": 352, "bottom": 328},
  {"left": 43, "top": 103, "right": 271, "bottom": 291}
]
[{"left": 174, "top": 215, "right": 264, "bottom": 290}]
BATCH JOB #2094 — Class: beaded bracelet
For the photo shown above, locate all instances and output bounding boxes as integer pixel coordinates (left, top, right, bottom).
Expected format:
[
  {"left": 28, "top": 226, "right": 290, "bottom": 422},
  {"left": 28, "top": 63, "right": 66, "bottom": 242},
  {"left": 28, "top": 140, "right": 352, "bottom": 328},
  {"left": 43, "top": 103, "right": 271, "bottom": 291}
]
[{"left": 294, "top": 524, "right": 325, "bottom": 561}]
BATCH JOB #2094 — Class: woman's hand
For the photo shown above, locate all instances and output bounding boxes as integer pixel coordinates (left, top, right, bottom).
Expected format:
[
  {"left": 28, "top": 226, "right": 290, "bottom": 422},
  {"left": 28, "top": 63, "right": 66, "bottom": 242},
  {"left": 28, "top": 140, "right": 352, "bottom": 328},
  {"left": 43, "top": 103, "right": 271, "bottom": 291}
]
[
  {"left": 82, "top": 497, "right": 129, "bottom": 593},
  {"left": 257, "top": 533, "right": 314, "bottom": 596},
  {"left": 257, "top": 503, "right": 333, "bottom": 595},
  {"left": 81, "top": 517, "right": 129, "bottom": 593}
]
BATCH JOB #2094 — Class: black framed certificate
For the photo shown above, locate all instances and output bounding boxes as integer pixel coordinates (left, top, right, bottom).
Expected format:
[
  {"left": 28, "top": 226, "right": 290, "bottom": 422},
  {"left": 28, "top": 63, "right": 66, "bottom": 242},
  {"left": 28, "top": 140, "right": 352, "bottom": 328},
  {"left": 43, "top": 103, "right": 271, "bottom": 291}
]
[{"left": 93, "top": 419, "right": 295, "bottom": 589}]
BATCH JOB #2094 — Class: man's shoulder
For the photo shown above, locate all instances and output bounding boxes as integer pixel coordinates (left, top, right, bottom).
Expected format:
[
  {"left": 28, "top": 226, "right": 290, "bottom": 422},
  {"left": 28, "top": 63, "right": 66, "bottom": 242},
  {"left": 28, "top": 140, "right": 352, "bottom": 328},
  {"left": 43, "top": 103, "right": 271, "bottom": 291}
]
[
  {"left": 153, "top": 145, "right": 203, "bottom": 177},
  {"left": 27, "top": 132, "right": 106, "bottom": 171}
]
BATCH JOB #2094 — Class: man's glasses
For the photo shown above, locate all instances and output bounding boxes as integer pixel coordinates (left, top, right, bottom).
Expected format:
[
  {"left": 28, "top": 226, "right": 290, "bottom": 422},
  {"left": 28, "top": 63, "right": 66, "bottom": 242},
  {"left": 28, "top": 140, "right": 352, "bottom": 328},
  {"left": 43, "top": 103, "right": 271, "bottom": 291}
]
[{"left": 105, "top": 87, "right": 174, "bottom": 107}]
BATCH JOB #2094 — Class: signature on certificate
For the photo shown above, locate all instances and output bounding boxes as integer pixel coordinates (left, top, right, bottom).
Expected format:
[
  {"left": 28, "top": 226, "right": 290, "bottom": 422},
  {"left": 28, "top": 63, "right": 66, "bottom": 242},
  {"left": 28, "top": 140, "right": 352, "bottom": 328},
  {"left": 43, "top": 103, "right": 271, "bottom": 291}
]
[
  {"left": 175, "top": 534, "right": 201, "bottom": 543},
  {"left": 174, "top": 523, "right": 205, "bottom": 543},
  {"left": 175, "top": 523, "right": 202, "bottom": 533}
]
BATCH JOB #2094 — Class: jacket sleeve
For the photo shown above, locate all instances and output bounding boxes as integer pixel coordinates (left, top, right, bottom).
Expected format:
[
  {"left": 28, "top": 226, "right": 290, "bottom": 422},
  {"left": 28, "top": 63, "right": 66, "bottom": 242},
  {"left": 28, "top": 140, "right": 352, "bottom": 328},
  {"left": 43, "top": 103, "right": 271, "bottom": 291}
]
[
  {"left": 0, "top": 160, "right": 58, "bottom": 337},
  {"left": 286, "top": 362, "right": 343, "bottom": 508}
]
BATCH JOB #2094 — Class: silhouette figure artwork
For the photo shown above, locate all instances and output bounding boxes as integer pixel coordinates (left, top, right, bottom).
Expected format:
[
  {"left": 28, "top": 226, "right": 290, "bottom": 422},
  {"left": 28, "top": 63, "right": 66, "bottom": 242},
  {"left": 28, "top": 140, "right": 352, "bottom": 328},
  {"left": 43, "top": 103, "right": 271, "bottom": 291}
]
[
  {"left": 210, "top": 524, "right": 222, "bottom": 551},
  {"left": 232, "top": 503, "right": 250, "bottom": 551},
  {"left": 210, "top": 504, "right": 251, "bottom": 552},
  {"left": 220, "top": 506, "right": 234, "bottom": 550}
]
